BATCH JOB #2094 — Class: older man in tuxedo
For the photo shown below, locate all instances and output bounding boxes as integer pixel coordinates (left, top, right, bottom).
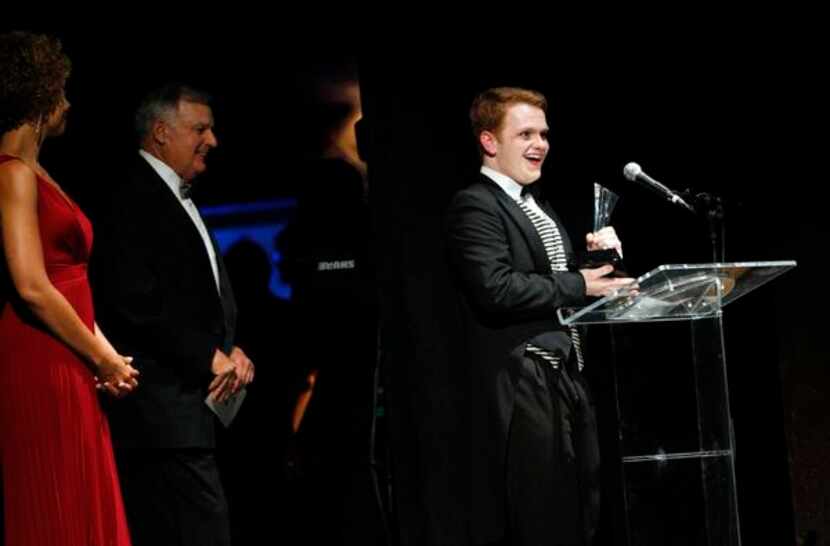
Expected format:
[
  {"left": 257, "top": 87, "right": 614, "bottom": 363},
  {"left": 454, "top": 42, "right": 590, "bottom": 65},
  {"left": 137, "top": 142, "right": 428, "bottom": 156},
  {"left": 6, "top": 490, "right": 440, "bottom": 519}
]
[{"left": 91, "top": 83, "right": 254, "bottom": 546}]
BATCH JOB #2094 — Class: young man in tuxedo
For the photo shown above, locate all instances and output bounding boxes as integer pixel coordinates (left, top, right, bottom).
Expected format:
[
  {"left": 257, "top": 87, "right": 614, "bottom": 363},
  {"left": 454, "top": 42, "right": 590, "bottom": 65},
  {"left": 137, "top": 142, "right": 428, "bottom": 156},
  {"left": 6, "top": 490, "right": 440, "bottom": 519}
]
[
  {"left": 91, "top": 83, "right": 254, "bottom": 546},
  {"left": 446, "top": 87, "right": 633, "bottom": 546}
]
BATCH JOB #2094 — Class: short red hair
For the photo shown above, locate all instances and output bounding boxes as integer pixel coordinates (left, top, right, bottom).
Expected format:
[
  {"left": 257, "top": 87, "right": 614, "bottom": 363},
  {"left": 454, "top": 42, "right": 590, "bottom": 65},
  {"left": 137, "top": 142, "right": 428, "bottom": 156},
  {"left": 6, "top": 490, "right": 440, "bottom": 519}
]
[{"left": 469, "top": 87, "right": 547, "bottom": 156}]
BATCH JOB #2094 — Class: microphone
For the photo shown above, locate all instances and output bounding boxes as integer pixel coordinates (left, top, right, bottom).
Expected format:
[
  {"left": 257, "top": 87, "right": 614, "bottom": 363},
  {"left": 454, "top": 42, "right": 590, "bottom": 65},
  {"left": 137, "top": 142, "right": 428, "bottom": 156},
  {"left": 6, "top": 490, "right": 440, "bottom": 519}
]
[{"left": 623, "top": 162, "right": 694, "bottom": 213}]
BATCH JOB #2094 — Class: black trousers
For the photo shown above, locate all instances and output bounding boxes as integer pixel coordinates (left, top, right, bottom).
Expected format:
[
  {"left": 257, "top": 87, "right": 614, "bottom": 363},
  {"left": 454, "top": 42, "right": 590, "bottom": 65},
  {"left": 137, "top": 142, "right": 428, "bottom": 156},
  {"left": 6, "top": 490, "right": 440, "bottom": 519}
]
[
  {"left": 505, "top": 355, "right": 601, "bottom": 546},
  {"left": 115, "top": 449, "right": 231, "bottom": 546}
]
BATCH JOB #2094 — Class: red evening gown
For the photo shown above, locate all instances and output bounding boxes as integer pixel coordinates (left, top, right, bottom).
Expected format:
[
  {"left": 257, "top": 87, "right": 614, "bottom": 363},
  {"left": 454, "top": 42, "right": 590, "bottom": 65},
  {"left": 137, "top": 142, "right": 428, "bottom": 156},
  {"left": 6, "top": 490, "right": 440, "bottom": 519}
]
[{"left": 0, "top": 155, "right": 131, "bottom": 545}]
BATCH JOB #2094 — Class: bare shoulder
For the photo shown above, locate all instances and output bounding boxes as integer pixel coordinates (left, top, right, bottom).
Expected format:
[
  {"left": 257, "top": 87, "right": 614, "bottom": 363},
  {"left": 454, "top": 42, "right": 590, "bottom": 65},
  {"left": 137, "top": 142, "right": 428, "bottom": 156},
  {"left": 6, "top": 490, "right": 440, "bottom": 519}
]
[
  {"left": 0, "top": 158, "right": 36, "bottom": 186},
  {"left": 0, "top": 158, "right": 37, "bottom": 202}
]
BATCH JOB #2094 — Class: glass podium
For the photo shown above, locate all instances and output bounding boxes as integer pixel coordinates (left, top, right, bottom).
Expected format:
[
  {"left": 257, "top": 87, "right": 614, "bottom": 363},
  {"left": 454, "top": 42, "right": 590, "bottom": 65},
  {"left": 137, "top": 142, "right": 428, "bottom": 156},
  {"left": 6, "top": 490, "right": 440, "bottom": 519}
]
[{"left": 559, "top": 261, "right": 796, "bottom": 546}]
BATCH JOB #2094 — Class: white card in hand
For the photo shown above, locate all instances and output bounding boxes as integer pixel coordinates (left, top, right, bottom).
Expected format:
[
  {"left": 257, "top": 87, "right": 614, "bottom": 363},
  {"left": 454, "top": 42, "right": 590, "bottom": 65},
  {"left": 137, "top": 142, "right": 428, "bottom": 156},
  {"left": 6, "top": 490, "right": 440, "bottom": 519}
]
[{"left": 205, "top": 388, "right": 247, "bottom": 428}]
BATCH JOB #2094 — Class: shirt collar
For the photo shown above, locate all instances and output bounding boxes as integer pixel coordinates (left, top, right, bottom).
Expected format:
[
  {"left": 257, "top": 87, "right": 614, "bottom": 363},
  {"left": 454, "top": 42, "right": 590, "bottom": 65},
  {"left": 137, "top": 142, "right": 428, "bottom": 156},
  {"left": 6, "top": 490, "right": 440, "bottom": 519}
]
[
  {"left": 480, "top": 165, "right": 533, "bottom": 201},
  {"left": 139, "top": 149, "right": 188, "bottom": 201}
]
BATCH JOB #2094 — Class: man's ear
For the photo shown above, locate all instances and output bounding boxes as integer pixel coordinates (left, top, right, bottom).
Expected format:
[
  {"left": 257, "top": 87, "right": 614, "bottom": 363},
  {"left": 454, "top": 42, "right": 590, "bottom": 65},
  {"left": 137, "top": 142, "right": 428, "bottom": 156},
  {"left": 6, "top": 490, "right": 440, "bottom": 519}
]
[
  {"left": 480, "top": 131, "right": 498, "bottom": 157},
  {"left": 152, "top": 120, "right": 168, "bottom": 146}
]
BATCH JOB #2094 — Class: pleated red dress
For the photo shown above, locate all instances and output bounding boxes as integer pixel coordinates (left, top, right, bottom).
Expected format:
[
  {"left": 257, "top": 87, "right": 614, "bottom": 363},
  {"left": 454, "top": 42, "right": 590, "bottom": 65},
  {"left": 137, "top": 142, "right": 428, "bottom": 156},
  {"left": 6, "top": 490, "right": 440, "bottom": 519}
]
[{"left": 0, "top": 155, "right": 131, "bottom": 545}]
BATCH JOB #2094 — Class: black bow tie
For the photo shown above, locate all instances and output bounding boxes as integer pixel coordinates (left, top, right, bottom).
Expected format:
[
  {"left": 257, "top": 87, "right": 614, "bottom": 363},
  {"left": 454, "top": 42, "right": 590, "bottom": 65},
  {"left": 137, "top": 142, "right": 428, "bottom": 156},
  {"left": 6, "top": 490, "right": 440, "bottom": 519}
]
[
  {"left": 180, "top": 183, "right": 193, "bottom": 200},
  {"left": 521, "top": 184, "right": 536, "bottom": 199}
]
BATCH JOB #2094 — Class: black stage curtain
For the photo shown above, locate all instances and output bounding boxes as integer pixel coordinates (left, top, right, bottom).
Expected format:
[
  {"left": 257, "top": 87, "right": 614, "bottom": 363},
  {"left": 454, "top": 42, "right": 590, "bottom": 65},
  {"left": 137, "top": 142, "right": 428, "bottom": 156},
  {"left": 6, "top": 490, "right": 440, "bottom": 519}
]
[{"left": 360, "top": 46, "right": 808, "bottom": 545}]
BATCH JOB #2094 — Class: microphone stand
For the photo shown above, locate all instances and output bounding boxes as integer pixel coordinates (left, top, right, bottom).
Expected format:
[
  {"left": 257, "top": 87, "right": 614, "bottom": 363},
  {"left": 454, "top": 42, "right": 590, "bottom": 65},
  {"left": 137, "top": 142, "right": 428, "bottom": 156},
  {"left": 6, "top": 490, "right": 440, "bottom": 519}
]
[{"left": 680, "top": 190, "right": 726, "bottom": 263}]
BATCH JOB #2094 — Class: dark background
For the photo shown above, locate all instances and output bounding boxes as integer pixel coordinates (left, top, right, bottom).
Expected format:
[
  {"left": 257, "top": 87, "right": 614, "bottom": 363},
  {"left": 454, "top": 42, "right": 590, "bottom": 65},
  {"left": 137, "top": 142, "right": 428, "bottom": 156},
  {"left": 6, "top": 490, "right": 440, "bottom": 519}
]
[
  {"left": 359, "top": 37, "right": 825, "bottom": 546},
  {"left": 2, "top": 24, "right": 826, "bottom": 545}
]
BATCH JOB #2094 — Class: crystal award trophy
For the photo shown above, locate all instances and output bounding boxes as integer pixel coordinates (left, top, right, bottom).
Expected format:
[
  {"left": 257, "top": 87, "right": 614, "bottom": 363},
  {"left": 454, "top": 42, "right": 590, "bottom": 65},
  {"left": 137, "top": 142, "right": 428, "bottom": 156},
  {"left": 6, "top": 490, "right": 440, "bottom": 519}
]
[{"left": 568, "top": 182, "right": 625, "bottom": 274}]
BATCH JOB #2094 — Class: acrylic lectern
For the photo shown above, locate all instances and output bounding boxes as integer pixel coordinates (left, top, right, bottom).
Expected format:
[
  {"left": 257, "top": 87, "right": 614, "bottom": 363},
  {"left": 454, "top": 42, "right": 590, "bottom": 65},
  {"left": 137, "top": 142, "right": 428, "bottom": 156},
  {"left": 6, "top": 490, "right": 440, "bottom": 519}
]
[{"left": 559, "top": 261, "right": 796, "bottom": 546}]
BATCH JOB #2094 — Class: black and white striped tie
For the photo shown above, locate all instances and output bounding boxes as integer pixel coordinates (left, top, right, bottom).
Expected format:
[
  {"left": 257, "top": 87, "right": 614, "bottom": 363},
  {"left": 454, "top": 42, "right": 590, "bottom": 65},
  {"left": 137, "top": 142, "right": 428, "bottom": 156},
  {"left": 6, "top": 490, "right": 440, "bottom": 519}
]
[{"left": 514, "top": 193, "right": 585, "bottom": 371}]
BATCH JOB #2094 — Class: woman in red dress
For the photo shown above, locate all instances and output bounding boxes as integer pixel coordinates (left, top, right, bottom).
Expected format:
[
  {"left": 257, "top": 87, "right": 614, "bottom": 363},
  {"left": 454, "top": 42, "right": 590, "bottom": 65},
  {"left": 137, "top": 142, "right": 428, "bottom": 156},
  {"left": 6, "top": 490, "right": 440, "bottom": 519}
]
[{"left": 0, "top": 32, "right": 139, "bottom": 545}]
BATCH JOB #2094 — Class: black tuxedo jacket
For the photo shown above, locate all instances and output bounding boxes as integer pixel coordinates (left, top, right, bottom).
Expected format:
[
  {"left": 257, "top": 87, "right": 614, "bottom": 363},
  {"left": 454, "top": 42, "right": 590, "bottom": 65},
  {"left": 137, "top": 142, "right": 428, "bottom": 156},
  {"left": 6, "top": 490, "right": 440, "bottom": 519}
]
[
  {"left": 446, "top": 173, "right": 587, "bottom": 544},
  {"left": 90, "top": 157, "right": 237, "bottom": 449}
]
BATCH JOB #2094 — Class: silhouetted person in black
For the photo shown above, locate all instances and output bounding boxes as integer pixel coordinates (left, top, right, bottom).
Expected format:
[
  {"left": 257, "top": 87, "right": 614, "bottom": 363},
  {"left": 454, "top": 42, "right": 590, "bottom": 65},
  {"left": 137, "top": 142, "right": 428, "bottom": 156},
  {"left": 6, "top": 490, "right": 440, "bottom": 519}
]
[{"left": 279, "top": 71, "right": 384, "bottom": 544}]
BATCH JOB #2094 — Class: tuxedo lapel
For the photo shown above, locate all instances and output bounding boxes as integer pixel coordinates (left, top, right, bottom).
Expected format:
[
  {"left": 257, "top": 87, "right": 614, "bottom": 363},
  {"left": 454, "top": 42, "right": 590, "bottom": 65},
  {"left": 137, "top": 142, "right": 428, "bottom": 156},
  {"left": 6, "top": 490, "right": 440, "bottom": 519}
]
[
  {"left": 133, "top": 159, "right": 224, "bottom": 310},
  {"left": 207, "top": 230, "right": 237, "bottom": 354},
  {"left": 480, "top": 175, "right": 552, "bottom": 274},
  {"left": 135, "top": 159, "right": 202, "bottom": 244}
]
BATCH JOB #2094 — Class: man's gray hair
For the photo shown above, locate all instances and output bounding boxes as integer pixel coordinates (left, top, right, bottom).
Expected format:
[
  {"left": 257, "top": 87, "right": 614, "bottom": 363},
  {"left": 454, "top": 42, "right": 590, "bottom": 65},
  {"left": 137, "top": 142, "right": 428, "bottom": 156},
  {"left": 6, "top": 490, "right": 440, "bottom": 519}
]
[{"left": 135, "top": 83, "right": 212, "bottom": 142}]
